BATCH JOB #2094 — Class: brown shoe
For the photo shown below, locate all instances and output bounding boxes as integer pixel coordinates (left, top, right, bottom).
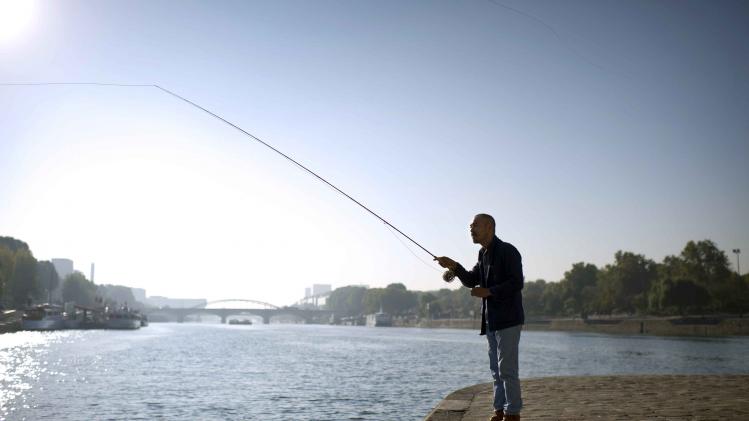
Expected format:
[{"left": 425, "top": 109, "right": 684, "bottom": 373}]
[
  {"left": 503, "top": 414, "right": 520, "bottom": 421},
  {"left": 488, "top": 409, "right": 503, "bottom": 421}
]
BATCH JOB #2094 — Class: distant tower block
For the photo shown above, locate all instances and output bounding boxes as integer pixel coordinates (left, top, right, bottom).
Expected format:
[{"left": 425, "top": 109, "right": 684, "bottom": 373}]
[
  {"left": 312, "top": 284, "right": 331, "bottom": 296},
  {"left": 51, "top": 258, "right": 74, "bottom": 280},
  {"left": 90, "top": 263, "right": 95, "bottom": 283}
]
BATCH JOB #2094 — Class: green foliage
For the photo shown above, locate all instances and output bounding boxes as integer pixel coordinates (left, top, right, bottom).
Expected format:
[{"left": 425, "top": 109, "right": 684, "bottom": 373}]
[
  {"left": 326, "top": 285, "right": 367, "bottom": 317},
  {"left": 0, "top": 236, "right": 30, "bottom": 253},
  {"left": 497, "top": 240, "right": 738, "bottom": 318},
  {"left": 541, "top": 281, "right": 565, "bottom": 316},
  {"left": 419, "top": 292, "right": 438, "bottom": 317},
  {"left": 0, "top": 237, "right": 46, "bottom": 308},
  {"left": 522, "top": 279, "right": 546, "bottom": 316},
  {"left": 62, "top": 272, "right": 97, "bottom": 307},
  {"left": 0, "top": 245, "right": 14, "bottom": 303},
  {"left": 657, "top": 279, "right": 711, "bottom": 315},
  {"left": 416, "top": 287, "right": 478, "bottom": 319},
  {"left": 362, "top": 288, "right": 385, "bottom": 314},
  {"left": 598, "top": 252, "right": 657, "bottom": 314},
  {"left": 36, "top": 261, "right": 60, "bottom": 303},
  {"left": 560, "top": 262, "right": 599, "bottom": 317},
  {"left": 97, "top": 284, "right": 139, "bottom": 309},
  {"left": 7, "top": 249, "right": 40, "bottom": 307},
  {"left": 679, "top": 240, "right": 732, "bottom": 287},
  {"left": 381, "top": 283, "right": 417, "bottom": 314}
]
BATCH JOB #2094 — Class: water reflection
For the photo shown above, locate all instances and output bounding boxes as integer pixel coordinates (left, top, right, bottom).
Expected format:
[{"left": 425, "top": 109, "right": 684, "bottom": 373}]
[
  {"left": 0, "top": 326, "right": 747, "bottom": 421},
  {"left": 0, "top": 331, "right": 70, "bottom": 419}
]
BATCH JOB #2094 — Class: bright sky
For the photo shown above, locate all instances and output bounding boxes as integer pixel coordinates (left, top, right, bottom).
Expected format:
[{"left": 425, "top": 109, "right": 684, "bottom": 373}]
[{"left": 1, "top": 0, "right": 747, "bottom": 306}]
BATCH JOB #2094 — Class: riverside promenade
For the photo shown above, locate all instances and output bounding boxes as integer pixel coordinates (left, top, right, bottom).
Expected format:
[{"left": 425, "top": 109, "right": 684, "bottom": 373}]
[{"left": 423, "top": 375, "right": 749, "bottom": 420}]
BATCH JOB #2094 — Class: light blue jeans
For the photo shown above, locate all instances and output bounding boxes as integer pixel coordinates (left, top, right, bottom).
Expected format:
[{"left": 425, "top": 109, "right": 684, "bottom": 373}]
[{"left": 486, "top": 324, "right": 522, "bottom": 415}]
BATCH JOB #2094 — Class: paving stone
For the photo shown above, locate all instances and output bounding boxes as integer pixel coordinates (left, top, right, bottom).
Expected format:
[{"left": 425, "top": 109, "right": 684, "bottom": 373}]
[{"left": 423, "top": 375, "right": 749, "bottom": 421}]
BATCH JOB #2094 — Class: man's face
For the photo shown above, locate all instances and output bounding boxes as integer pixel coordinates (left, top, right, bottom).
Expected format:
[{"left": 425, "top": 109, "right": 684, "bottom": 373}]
[{"left": 470, "top": 216, "right": 492, "bottom": 245}]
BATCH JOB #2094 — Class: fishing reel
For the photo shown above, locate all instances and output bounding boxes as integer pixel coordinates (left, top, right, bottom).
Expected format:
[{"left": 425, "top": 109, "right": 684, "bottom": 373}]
[{"left": 442, "top": 269, "right": 456, "bottom": 283}]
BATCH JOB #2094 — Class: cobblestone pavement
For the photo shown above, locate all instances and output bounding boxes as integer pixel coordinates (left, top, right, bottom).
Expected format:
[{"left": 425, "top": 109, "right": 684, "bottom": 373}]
[{"left": 423, "top": 375, "right": 749, "bottom": 421}]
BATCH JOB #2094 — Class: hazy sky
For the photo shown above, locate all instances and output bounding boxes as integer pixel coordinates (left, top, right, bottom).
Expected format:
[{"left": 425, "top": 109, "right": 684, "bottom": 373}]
[{"left": 1, "top": 0, "right": 747, "bottom": 306}]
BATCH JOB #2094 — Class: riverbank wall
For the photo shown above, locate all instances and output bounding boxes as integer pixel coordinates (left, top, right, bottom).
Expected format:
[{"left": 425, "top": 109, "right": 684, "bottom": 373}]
[{"left": 410, "top": 316, "right": 749, "bottom": 336}]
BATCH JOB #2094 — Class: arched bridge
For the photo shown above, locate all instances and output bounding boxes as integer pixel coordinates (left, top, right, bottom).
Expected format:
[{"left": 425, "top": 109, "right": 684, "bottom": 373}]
[{"left": 144, "top": 299, "right": 332, "bottom": 324}]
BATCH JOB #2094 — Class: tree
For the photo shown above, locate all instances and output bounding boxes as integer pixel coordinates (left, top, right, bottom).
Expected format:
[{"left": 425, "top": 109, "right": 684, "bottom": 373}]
[
  {"left": 36, "top": 261, "right": 60, "bottom": 303},
  {"left": 362, "top": 288, "right": 385, "bottom": 314},
  {"left": 419, "top": 292, "right": 437, "bottom": 318},
  {"left": 541, "top": 281, "right": 565, "bottom": 316},
  {"left": 62, "top": 272, "right": 97, "bottom": 307},
  {"left": 660, "top": 279, "right": 711, "bottom": 315},
  {"left": 326, "top": 285, "right": 367, "bottom": 317},
  {"left": 7, "top": 249, "right": 40, "bottom": 308},
  {"left": 711, "top": 274, "right": 749, "bottom": 315},
  {"left": 97, "top": 284, "right": 138, "bottom": 309},
  {"left": 380, "top": 283, "right": 418, "bottom": 315},
  {"left": 0, "top": 245, "right": 14, "bottom": 304},
  {"left": 678, "top": 240, "right": 732, "bottom": 310},
  {"left": 679, "top": 240, "right": 732, "bottom": 285},
  {"left": 523, "top": 279, "right": 547, "bottom": 317},
  {"left": 598, "top": 251, "right": 656, "bottom": 314},
  {"left": 0, "top": 236, "right": 31, "bottom": 253},
  {"left": 560, "top": 263, "right": 598, "bottom": 317}
]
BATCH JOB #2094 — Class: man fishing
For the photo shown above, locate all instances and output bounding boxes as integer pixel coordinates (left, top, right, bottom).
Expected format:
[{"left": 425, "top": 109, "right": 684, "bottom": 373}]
[{"left": 435, "top": 213, "right": 524, "bottom": 421}]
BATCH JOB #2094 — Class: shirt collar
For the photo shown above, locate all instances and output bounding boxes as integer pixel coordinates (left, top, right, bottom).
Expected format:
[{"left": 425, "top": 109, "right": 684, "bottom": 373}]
[{"left": 481, "top": 236, "right": 501, "bottom": 257}]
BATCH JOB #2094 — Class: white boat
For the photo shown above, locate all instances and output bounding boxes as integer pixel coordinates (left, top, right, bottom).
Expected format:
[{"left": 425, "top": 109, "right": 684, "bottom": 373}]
[
  {"left": 22, "top": 304, "right": 65, "bottom": 330},
  {"left": 106, "top": 311, "right": 141, "bottom": 329},
  {"left": 366, "top": 311, "right": 392, "bottom": 327}
]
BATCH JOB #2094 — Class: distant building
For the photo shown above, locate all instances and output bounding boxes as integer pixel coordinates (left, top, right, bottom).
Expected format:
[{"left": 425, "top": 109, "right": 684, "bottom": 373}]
[
  {"left": 297, "top": 284, "right": 332, "bottom": 309},
  {"left": 50, "top": 258, "right": 74, "bottom": 303},
  {"left": 131, "top": 288, "right": 147, "bottom": 304},
  {"left": 312, "top": 284, "right": 331, "bottom": 296},
  {"left": 51, "top": 258, "right": 74, "bottom": 280}
]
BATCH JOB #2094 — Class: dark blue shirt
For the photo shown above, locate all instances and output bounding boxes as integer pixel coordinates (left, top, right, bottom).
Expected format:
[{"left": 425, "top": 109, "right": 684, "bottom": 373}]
[{"left": 455, "top": 236, "right": 525, "bottom": 335}]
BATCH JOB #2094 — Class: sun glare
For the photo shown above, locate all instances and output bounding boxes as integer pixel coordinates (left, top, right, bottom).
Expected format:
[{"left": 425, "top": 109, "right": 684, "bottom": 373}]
[{"left": 0, "top": 0, "right": 36, "bottom": 45}]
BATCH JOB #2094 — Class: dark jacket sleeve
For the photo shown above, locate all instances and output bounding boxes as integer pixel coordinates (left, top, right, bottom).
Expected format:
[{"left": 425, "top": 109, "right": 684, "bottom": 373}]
[
  {"left": 488, "top": 246, "right": 524, "bottom": 300},
  {"left": 454, "top": 262, "right": 480, "bottom": 288}
]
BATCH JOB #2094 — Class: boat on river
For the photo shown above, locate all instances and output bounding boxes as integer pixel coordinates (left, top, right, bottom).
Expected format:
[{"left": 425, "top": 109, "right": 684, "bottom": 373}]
[
  {"left": 22, "top": 304, "right": 66, "bottom": 330},
  {"left": 366, "top": 311, "right": 392, "bottom": 327},
  {"left": 106, "top": 310, "right": 141, "bottom": 329},
  {"left": 229, "top": 319, "right": 253, "bottom": 325}
]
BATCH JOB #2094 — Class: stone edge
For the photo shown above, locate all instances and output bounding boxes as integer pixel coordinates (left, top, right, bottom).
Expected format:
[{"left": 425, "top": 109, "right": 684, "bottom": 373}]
[{"left": 423, "top": 383, "right": 492, "bottom": 421}]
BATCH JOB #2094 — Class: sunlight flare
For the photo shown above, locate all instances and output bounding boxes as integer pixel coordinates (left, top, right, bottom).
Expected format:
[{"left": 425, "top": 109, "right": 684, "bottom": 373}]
[{"left": 0, "top": 0, "right": 36, "bottom": 45}]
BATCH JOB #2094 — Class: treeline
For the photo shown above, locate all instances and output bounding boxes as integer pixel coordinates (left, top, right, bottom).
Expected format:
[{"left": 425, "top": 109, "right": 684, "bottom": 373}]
[
  {"left": 0, "top": 236, "right": 140, "bottom": 309},
  {"left": 327, "top": 283, "right": 480, "bottom": 319},
  {"left": 0, "top": 236, "right": 60, "bottom": 308},
  {"left": 326, "top": 239, "right": 747, "bottom": 318},
  {"left": 525, "top": 240, "right": 748, "bottom": 317}
]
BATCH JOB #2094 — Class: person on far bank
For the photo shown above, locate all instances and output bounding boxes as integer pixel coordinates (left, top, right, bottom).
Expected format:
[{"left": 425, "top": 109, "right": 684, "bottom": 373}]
[{"left": 435, "top": 214, "right": 524, "bottom": 421}]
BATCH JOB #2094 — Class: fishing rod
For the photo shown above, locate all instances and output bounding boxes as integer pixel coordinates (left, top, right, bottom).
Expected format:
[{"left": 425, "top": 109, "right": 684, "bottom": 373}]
[{"left": 1, "top": 82, "right": 442, "bottom": 265}]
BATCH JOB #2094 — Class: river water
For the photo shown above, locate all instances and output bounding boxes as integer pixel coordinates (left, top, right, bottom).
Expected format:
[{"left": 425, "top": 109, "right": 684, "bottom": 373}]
[{"left": 2, "top": 324, "right": 748, "bottom": 421}]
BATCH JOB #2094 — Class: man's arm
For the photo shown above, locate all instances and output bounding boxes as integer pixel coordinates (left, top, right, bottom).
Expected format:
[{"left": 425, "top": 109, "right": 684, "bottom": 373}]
[
  {"left": 488, "top": 247, "right": 524, "bottom": 299},
  {"left": 454, "top": 262, "right": 481, "bottom": 288},
  {"left": 434, "top": 256, "right": 480, "bottom": 288}
]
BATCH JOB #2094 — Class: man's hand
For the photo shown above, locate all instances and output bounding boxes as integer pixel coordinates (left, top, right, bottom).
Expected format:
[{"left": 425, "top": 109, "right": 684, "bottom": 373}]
[
  {"left": 434, "top": 256, "right": 457, "bottom": 271},
  {"left": 471, "top": 287, "right": 492, "bottom": 298}
]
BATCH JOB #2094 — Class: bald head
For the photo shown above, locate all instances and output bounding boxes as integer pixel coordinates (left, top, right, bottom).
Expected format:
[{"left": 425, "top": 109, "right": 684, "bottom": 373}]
[
  {"left": 475, "top": 213, "right": 495, "bottom": 230},
  {"left": 470, "top": 213, "right": 495, "bottom": 247}
]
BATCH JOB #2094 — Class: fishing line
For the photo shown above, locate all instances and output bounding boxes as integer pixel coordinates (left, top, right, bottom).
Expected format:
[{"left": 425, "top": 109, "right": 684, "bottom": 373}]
[
  {"left": 383, "top": 223, "right": 441, "bottom": 273},
  {"left": 487, "top": 0, "right": 611, "bottom": 74},
  {"left": 1, "top": 81, "right": 440, "bottom": 263}
]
